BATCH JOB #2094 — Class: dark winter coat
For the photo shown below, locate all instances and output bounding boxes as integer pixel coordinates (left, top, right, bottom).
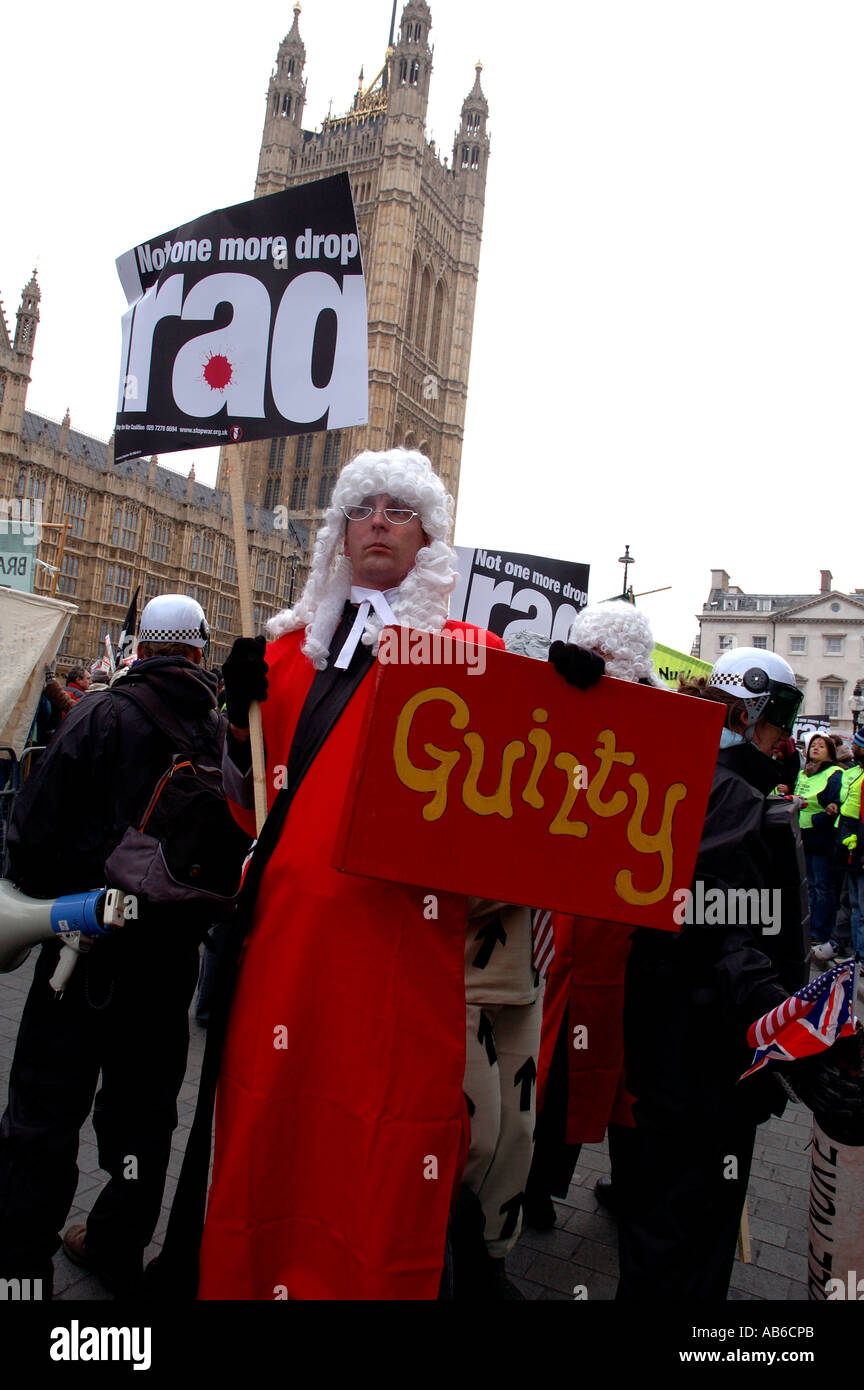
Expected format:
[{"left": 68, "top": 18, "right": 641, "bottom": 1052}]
[
  {"left": 623, "top": 739, "right": 809, "bottom": 1129},
  {"left": 8, "top": 657, "right": 225, "bottom": 919}
]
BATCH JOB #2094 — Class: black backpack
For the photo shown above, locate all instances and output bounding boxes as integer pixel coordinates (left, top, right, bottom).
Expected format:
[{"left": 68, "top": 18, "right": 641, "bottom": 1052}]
[{"left": 103, "top": 686, "right": 253, "bottom": 916}]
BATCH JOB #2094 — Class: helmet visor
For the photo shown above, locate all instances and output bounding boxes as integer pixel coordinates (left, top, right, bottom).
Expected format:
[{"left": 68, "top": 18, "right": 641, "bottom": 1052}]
[{"left": 762, "top": 681, "right": 803, "bottom": 735}]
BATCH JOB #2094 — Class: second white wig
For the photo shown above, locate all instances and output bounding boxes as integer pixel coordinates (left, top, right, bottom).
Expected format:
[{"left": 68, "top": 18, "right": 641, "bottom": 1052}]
[
  {"left": 567, "top": 600, "right": 665, "bottom": 687},
  {"left": 267, "top": 448, "right": 457, "bottom": 668}
]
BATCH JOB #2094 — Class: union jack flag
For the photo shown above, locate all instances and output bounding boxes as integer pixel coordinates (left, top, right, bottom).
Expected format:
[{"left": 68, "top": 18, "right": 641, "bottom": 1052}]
[{"left": 740, "top": 960, "right": 858, "bottom": 1081}]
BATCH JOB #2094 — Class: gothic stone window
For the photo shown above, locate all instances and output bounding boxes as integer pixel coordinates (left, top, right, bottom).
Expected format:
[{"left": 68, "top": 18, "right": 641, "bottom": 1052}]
[
  {"left": 21, "top": 470, "right": 46, "bottom": 501},
  {"left": 63, "top": 489, "right": 87, "bottom": 539},
  {"left": 57, "top": 553, "right": 79, "bottom": 597},
  {"left": 409, "top": 60, "right": 420, "bottom": 85},
  {"left": 471, "top": 146, "right": 480, "bottom": 169},
  {"left": 191, "top": 530, "right": 215, "bottom": 574},
  {"left": 415, "top": 267, "right": 433, "bottom": 351},
  {"left": 317, "top": 432, "right": 342, "bottom": 508},
  {"left": 399, "top": 58, "right": 407, "bottom": 84},
  {"left": 222, "top": 544, "right": 237, "bottom": 585},
  {"left": 290, "top": 435, "right": 313, "bottom": 509},
  {"left": 406, "top": 256, "right": 420, "bottom": 338},
  {"left": 461, "top": 145, "right": 470, "bottom": 169},
  {"left": 112, "top": 504, "right": 138, "bottom": 550},
  {"left": 429, "top": 281, "right": 445, "bottom": 365},
  {"left": 104, "top": 564, "right": 132, "bottom": 607},
  {"left": 264, "top": 437, "right": 286, "bottom": 511},
  {"left": 217, "top": 595, "right": 237, "bottom": 630},
  {"left": 256, "top": 552, "right": 278, "bottom": 593},
  {"left": 149, "top": 518, "right": 172, "bottom": 564}
]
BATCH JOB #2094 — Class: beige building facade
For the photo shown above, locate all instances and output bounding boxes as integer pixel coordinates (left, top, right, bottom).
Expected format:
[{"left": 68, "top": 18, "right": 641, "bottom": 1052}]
[
  {"left": 0, "top": 272, "right": 306, "bottom": 674},
  {"left": 217, "top": 0, "right": 490, "bottom": 532},
  {"left": 697, "top": 568, "right": 864, "bottom": 734}
]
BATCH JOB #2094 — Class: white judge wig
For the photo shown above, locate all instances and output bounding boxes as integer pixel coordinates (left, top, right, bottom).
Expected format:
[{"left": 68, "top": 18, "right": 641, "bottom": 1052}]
[
  {"left": 567, "top": 600, "right": 665, "bottom": 687},
  {"left": 267, "top": 448, "right": 458, "bottom": 668}
]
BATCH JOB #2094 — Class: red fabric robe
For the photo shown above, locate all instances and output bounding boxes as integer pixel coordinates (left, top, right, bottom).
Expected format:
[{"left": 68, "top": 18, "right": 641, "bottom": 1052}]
[
  {"left": 198, "top": 621, "right": 503, "bottom": 1300},
  {"left": 536, "top": 914, "right": 635, "bottom": 1144}
]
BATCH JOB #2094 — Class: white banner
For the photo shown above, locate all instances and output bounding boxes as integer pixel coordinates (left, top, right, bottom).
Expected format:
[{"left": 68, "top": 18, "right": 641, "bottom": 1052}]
[{"left": 0, "top": 589, "right": 77, "bottom": 758}]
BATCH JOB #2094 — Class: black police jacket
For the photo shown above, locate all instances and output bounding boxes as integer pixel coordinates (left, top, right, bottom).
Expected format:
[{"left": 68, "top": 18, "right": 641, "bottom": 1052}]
[
  {"left": 8, "top": 657, "right": 224, "bottom": 914},
  {"left": 623, "top": 739, "right": 809, "bottom": 1128}
]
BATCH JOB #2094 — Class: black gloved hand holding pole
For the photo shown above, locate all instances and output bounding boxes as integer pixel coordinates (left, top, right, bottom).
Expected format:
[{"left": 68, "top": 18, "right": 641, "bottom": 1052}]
[
  {"left": 779, "top": 1031, "right": 864, "bottom": 1147},
  {"left": 548, "top": 641, "right": 606, "bottom": 690},
  {"left": 222, "top": 636, "right": 269, "bottom": 729}
]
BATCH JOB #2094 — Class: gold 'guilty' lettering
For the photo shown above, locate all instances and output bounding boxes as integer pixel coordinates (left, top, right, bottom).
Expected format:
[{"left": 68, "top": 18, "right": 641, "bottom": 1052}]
[
  {"left": 548, "top": 752, "right": 588, "bottom": 838},
  {"left": 585, "top": 729, "right": 635, "bottom": 817},
  {"left": 463, "top": 733, "right": 526, "bottom": 817},
  {"left": 614, "top": 773, "right": 687, "bottom": 905},
  {"left": 393, "top": 686, "right": 468, "bottom": 821},
  {"left": 391, "top": 688, "right": 690, "bottom": 904},
  {"left": 522, "top": 709, "right": 551, "bottom": 809}
]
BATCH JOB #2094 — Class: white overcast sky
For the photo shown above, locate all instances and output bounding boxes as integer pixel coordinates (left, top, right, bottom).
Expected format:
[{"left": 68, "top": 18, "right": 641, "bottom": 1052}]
[{"left": 4, "top": 1, "right": 863, "bottom": 652}]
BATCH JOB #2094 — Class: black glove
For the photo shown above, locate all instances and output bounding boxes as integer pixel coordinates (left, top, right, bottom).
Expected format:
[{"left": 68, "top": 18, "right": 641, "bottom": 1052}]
[
  {"left": 222, "top": 635, "right": 269, "bottom": 728},
  {"left": 548, "top": 641, "right": 605, "bottom": 689},
  {"left": 778, "top": 1032, "right": 864, "bottom": 1146}
]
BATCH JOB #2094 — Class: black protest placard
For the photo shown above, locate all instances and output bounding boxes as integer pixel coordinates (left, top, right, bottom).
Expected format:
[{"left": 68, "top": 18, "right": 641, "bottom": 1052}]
[
  {"left": 450, "top": 545, "right": 590, "bottom": 644},
  {"left": 113, "top": 174, "right": 367, "bottom": 463}
]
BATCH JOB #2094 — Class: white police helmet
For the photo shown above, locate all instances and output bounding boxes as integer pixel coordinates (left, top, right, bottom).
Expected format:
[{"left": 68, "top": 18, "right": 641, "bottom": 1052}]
[
  {"left": 138, "top": 594, "right": 210, "bottom": 649},
  {"left": 708, "top": 646, "right": 801, "bottom": 734}
]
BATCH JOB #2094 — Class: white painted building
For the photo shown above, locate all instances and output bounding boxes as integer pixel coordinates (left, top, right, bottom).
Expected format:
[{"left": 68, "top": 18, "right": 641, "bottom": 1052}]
[{"left": 695, "top": 569, "right": 864, "bottom": 735}]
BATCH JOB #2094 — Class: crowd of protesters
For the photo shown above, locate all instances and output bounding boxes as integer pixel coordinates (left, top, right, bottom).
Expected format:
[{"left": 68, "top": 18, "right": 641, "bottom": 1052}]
[{"left": 0, "top": 447, "right": 862, "bottom": 1305}]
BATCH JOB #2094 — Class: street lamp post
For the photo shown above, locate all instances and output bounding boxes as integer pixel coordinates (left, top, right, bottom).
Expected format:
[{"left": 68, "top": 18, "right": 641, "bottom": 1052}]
[
  {"left": 849, "top": 682, "right": 864, "bottom": 734},
  {"left": 287, "top": 552, "right": 300, "bottom": 608},
  {"left": 618, "top": 544, "right": 635, "bottom": 602}
]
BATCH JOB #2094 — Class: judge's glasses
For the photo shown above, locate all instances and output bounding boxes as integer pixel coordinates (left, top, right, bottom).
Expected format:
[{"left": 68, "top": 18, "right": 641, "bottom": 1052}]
[{"left": 341, "top": 504, "right": 419, "bottom": 525}]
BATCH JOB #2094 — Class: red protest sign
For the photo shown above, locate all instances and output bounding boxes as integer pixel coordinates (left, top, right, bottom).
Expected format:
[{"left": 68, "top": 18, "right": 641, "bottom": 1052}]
[{"left": 334, "top": 634, "right": 725, "bottom": 931}]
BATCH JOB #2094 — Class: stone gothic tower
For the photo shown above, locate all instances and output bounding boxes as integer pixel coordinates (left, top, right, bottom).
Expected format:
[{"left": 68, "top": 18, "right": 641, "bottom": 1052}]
[
  {"left": 0, "top": 269, "right": 40, "bottom": 443},
  {"left": 219, "top": 2, "right": 489, "bottom": 545}
]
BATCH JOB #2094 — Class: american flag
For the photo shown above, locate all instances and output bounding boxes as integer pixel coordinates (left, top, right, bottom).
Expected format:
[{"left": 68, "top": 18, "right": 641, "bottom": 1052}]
[
  {"left": 740, "top": 960, "right": 858, "bottom": 1081},
  {"left": 531, "top": 909, "right": 555, "bottom": 978}
]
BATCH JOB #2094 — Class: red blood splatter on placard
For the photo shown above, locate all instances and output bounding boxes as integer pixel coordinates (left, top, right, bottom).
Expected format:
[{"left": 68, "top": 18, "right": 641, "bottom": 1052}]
[{"left": 203, "top": 353, "right": 233, "bottom": 391}]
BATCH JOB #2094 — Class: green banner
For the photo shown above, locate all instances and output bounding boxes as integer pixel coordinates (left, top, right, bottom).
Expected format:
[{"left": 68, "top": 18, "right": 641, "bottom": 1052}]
[{"left": 652, "top": 642, "right": 712, "bottom": 690}]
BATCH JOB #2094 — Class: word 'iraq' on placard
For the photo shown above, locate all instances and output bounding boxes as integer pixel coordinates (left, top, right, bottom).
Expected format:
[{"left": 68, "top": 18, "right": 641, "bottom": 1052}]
[
  {"left": 335, "top": 639, "right": 725, "bottom": 932},
  {"left": 450, "top": 545, "right": 590, "bottom": 646},
  {"left": 113, "top": 173, "right": 368, "bottom": 463}
]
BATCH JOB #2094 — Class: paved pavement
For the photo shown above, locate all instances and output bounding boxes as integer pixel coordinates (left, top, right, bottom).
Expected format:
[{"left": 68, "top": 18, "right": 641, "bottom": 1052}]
[{"left": 0, "top": 948, "right": 857, "bottom": 1301}]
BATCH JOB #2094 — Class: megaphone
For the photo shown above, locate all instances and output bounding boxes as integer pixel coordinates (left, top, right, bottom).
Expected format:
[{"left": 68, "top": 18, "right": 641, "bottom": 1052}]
[{"left": 0, "top": 880, "right": 125, "bottom": 990}]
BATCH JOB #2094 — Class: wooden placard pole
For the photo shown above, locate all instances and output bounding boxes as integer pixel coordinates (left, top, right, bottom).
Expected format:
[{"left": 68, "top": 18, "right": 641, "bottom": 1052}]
[
  {"left": 225, "top": 444, "right": 268, "bottom": 835},
  {"left": 737, "top": 1202, "right": 752, "bottom": 1264}
]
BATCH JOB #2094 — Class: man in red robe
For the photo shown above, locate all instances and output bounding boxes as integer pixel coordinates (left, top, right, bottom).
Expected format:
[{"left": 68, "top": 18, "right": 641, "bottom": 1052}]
[{"left": 198, "top": 449, "right": 504, "bottom": 1300}]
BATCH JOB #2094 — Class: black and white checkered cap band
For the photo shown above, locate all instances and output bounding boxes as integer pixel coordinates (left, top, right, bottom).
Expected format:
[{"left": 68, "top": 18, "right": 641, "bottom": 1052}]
[
  {"left": 708, "top": 668, "right": 769, "bottom": 713},
  {"left": 708, "top": 670, "right": 749, "bottom": 689},
  {"left": 138, "top": 626, "right": 205, "bottom": 643}
]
